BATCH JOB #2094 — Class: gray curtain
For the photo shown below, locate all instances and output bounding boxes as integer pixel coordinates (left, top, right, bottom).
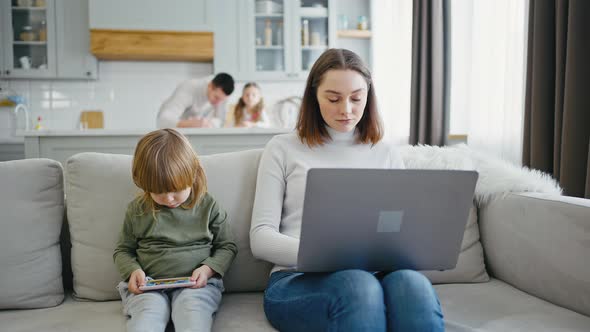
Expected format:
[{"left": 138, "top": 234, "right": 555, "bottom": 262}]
[
  {"left": 523, "top": 0, "right": 590, "bottom": 198},
  {"left": 409, "top": 0, "right": 447, "bottom": 146}
]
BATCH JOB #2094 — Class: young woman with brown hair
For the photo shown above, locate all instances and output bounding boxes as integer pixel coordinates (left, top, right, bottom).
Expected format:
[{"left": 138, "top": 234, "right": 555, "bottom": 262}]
[{"left": 250, "top": 49, "right": 444, "bottom": 331}]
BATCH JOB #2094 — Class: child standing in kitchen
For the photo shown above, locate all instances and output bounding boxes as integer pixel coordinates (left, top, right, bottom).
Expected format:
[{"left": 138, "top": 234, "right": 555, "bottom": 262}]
[
  {"left": 230, "top": 82, "right": 271, "bottom": 128},
  {"left": 114, "top": 128, "right": 237, "bottom": 332}
]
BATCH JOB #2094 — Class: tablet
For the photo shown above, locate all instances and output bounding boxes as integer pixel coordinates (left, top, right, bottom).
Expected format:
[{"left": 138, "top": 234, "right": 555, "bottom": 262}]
[{"left": 138, "top": 277, "right": 196, "bottom": 291}]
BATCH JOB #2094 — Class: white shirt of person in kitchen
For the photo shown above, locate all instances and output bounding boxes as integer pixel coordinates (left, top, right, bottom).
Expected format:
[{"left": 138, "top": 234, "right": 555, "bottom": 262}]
[{"left": 157, "top": 73, "right": 235, "bottom": 128}]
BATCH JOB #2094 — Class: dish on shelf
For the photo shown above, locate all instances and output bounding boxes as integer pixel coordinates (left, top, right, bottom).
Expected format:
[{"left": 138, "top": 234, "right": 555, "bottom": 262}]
[
  {"left": 299, "top": 7, "right": 328, "bottom": 17},
  {"left": 17, "top": 0, "right": 34, "bottom": 7},
  {"left": 256, "top": 0, "right": 283, "bottom": 14}
]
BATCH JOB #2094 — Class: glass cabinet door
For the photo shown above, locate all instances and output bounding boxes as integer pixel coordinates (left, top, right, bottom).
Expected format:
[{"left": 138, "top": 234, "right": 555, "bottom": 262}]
[
  {"left": 252, "top": 0, "right": 289, "bottom": 78},
  {"left": 244, "top": 0, "right": 334, "bottom": 81},
  {"left": 3, "top": 0, "right": 56, "bottom": 78},
  {"left": 298, "top": 0, "right": 330, "bottom": 72}
]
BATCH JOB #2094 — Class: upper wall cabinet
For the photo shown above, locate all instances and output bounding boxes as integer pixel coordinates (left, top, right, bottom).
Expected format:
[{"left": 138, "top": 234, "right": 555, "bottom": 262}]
[
  {"left": 215, "top": 0, "right": 372, "bottom": 82},
  {"left": 88, "top": 0, "right": 213, "bottom": 32},
  {"left": 88, "top": 0, "right": 214, "bottom": 62},
  {"left": 215, "top": 0, "right": 336, "bottom": 81},
  {"left": 1, "top": 0, "right": 98, "bottom": 80}
]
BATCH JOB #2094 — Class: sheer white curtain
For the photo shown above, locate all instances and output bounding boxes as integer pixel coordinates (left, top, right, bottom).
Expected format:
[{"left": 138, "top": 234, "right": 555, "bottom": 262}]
[
  {"left": 371, "top": 0, "right": 413, "bottom": 145},
  {"left": 451, "top": 0, "right": 529, "bottom": 165}
]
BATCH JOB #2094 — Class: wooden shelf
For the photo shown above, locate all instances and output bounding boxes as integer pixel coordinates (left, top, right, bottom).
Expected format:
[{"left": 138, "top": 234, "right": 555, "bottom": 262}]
[
  {"left": 337, "top": 30, "right": 372, "bottom": 39},
  {"left": 90, "top": 29, "right": 213, "bottom": 62}
]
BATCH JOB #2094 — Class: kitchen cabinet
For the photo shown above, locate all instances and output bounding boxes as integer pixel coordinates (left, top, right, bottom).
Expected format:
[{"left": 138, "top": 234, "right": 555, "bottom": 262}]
[
  {"left": 215, "top": 0, "right": 336, "bottom": 81},
  {"left": 1, "top": 0, "right": 97, "bottom": 80},
  {"left": 55, "top": 0, "right": 97, "bottom": 79},
  {"left": 0, "top": 143, "right": 25, "bottom": 162},
  {"left": 215, "top": 0, "right": 373, "bottom": 82},
  {"left": 88, "top": 0, "right": 213, "bottom": 62},
  {"left": 1, "top": 0, "right": 58, "bottom": 78},
  {"left": 88, "top": 0, "right": 213, "bottom": 32}
]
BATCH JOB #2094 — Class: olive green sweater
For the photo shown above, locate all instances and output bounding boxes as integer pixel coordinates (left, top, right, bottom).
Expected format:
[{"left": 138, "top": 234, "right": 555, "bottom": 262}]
[{"left": 113, "top": 193, "right": 237, "bottom": 281}]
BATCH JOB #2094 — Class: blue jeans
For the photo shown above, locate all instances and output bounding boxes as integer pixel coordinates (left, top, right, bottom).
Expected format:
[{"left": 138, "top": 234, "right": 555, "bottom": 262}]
[
  {"left": 264, "top": 269, "right": 444, "bottom": 332},
  {"left": 117, "top": 277, "right": 224, "bottom": 332}
]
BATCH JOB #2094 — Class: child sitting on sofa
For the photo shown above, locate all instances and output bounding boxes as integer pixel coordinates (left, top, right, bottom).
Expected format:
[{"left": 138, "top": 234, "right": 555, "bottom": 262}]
[{"left": 113, "top": 128, "right": 237, "bottom": 332}]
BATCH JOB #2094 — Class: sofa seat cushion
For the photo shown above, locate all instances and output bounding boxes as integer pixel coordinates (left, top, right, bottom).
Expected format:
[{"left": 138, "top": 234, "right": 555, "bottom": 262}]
[
  {"left": 213, "top": 293, "right": 277, "bottom": 331},
  {"left": 0, "top": 159, "right": 65, "bottom": 309},
  {"left": 435, "top": 279, "right": 590, "bottom": 331},
  {"left": 0, "top": 293, "right": 276, "bottom": 332},
  {"left": 0, "top": 295, "right": 125, "bottom": 332},
  {"left": 1, "top": 281, "right": 589, "bottom": 331}
]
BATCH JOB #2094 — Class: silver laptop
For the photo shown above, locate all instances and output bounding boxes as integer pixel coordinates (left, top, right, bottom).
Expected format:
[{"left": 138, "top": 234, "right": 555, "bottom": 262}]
[{"left": 297, "top": 169, "right": 478, "bottom": 273}]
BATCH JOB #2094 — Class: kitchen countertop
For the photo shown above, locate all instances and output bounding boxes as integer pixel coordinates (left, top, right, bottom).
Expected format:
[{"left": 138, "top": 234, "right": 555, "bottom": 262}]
[
  {"left": 16, "top": 128, "right": 293, "bottom": 137},
  {"left": 0, "top": 138, "right": 24, "bottom": 144}
]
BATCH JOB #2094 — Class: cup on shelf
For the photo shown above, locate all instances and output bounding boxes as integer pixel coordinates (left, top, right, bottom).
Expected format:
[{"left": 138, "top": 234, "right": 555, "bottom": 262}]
[
  {"left": 357, "top": 16, "right": 369, "bottom": 30},
  {"left": 338, "top": 15, "right": 349, "bottom": 30},
  {"left": 19, "top": 56, "right": 31, "bottom": 69}
]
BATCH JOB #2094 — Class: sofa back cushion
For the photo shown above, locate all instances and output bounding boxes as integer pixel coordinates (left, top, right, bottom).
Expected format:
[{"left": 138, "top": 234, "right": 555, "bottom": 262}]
[
  {"left": 0, "top": 159, "right": 65, "bottom": 309},
  {"left": 480, "top": 193, "right": 590, "bottom": 317},
  {"left": 200, "top": 150, "right": 273, "bottom": 291},
  {"left": 65, "top": 150, "right": 270, "bottom": 301},
  {"left": 65, "top": 153, "right": 137, "bottom": 300}
]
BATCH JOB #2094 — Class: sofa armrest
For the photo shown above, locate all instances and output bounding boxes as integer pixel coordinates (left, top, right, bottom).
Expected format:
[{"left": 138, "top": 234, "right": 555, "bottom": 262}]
[{"left": 479, "top": 193, "right": 590, "bottom": 317}]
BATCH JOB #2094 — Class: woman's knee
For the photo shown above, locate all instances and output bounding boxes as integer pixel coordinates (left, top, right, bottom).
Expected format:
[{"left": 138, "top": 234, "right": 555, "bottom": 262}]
[
  {"left": 328, "top": 270, "right": 384, "bottom": 306},
  {"left": 382, "top": 270, "right": 444, "bottom": 331},
  {"left": 382, "top": 269, "right": 440, "bottom": 307},
  {"left": 383, "top": 270, "right": 433, "bottom": 292}
]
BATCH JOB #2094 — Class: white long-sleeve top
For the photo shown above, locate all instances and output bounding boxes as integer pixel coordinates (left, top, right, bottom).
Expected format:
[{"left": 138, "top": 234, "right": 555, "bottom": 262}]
[
  {"left": 250, "top": 126, "right": 406, "bottom": 273},
  {"left": 157, "top": 76, "right": 227, "bottom": 128}
]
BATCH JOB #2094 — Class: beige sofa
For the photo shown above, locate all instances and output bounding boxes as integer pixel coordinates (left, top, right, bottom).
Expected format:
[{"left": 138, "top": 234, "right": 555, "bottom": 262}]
[{"left": 1, "top": 148, "right": 589, "bottom": 332}]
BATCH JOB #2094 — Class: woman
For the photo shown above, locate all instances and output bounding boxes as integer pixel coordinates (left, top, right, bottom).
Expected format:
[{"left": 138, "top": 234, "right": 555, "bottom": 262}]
[{"left": 250, "top": 49, "right": 444, "bottom": 331}]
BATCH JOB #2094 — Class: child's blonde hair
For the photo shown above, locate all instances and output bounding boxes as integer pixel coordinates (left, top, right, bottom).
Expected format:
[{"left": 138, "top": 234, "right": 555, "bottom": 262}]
[
  {"left": 132, "top": 128, "right": 207, "bottom": 213},
  {"left": 234, "top": 82, "right": 265, "bottom": 126}
]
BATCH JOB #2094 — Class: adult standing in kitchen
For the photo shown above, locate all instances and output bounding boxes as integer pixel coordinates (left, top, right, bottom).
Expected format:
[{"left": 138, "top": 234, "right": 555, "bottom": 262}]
[{"left": 157, "top": 73, "right": 235, "bottom": 128}]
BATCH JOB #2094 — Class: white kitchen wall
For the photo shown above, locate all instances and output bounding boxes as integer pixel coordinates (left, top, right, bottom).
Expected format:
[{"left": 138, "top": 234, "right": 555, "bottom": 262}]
[{"left": 1, "top": 61, "right": 306, "bottom": 133}]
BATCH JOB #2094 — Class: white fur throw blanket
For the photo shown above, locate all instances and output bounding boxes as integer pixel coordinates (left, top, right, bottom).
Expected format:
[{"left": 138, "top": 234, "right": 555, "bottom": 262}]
[{"left": 399, "top": 144, "right": 562, "bottom": 205}]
